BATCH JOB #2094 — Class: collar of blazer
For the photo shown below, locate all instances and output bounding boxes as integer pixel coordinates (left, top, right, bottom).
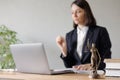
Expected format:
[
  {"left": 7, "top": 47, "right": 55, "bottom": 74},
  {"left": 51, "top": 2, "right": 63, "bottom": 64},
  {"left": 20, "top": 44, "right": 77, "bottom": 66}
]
[{"left": 81, "top": 26, "right": 96, "bottom": 62}]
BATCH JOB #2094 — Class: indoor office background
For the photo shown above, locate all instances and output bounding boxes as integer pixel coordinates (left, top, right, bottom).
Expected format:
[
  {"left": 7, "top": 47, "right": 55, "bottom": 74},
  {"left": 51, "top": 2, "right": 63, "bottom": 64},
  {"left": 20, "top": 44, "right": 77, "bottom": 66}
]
[{"left": 0, "top": 0, "right": 119, "bottom": 69}]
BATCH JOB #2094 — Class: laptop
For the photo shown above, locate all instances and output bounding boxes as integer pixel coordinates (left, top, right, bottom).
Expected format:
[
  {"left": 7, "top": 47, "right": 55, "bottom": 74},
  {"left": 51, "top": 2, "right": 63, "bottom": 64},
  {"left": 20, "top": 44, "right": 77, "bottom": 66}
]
[{"left": 10, "top": 43, "right": 73, "bottom": 74}]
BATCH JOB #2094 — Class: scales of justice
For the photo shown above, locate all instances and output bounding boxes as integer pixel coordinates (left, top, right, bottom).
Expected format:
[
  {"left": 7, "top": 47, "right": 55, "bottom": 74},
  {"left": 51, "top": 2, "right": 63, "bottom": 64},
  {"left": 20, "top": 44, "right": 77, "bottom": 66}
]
[{"left": 88, "top": 43, "right": 105, "bottom": 79}]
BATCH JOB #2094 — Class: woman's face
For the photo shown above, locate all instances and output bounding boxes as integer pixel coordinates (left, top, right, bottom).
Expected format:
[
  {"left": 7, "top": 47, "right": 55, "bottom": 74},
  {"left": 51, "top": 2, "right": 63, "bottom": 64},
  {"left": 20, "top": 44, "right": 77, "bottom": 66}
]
[{"left": 71, "top": 4, "right": 86, "bottom": 25}]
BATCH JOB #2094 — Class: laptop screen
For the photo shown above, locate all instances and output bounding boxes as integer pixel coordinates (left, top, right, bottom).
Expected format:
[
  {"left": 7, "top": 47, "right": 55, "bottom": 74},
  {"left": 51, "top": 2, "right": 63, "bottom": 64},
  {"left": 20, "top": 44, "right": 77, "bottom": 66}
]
[{"left": 10, "top": 43, "right": 51, "bottom": 74}]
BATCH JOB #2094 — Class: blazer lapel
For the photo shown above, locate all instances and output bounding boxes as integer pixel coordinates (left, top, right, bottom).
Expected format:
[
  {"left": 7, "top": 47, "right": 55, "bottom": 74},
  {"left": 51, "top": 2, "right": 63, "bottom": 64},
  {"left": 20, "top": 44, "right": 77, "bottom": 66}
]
[
  {"left": 71, "top": 29, "right": 82, "bottom": 64},
  {"left": 71, "top": 29, "right": 77, "bottom": 51},
  {"left": 81, "top": 27, "right": 95, "bottom": 63}
]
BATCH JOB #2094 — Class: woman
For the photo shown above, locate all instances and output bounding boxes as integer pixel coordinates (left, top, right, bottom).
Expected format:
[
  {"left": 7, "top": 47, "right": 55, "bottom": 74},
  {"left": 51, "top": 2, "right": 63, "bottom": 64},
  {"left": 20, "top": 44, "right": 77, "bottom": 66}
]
[{"left": 56, "top": 0, "right": 111, "bottom": 70}]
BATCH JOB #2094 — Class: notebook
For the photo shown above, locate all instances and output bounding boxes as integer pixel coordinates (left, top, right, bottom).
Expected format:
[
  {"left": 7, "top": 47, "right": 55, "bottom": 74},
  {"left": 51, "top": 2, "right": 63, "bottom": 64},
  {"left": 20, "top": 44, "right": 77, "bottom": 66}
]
[{"left": 10, "top": 43, "right": 73, "bottom": 74}]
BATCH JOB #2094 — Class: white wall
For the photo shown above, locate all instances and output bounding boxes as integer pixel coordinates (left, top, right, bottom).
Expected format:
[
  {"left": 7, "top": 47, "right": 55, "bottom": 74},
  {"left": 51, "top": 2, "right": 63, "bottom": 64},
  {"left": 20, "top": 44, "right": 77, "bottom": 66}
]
[{"left": 0, "top": 0, "right": 120, "bottom": 69}]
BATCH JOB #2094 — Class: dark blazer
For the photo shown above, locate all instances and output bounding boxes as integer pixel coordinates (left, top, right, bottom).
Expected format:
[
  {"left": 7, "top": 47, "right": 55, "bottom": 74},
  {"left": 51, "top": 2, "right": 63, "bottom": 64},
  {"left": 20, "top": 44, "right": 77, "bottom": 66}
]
[{"left": 60, "top": 26, "right": 112, "bottom": 70}]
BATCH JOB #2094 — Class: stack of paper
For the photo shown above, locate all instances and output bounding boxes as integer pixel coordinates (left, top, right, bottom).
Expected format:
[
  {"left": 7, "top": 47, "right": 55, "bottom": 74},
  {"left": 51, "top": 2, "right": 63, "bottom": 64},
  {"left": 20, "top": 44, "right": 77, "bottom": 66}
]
[{"left": 104, "top": 59, "right": 120, "bottom": 77}]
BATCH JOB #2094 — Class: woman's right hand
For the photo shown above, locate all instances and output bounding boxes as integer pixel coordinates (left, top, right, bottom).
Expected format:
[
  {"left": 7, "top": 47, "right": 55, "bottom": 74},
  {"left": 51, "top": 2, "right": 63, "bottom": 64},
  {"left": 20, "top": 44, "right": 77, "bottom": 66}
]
[{"left": 56, "top": 36, "right": 67, "bottom": 57}]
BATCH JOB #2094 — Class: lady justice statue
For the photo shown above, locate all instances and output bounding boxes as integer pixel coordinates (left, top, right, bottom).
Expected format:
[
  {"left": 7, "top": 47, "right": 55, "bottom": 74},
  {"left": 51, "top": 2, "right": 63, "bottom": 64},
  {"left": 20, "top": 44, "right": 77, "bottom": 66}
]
[{"left": 89, "top": 43, "right": 102, "bottom": 79}]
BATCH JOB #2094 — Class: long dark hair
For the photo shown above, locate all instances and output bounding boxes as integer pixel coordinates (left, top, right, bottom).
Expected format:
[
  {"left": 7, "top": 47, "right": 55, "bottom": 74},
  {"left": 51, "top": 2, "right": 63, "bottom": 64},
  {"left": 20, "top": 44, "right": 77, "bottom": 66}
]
[{"left": 71, "top": 0, "right": 96, "bottom": 28}]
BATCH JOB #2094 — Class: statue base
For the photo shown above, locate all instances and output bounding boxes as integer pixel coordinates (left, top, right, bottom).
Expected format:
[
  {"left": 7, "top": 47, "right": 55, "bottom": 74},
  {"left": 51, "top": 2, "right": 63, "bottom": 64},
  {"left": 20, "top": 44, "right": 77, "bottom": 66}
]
[
  {"left": 89, "top": 74, "right": 105, "bottom": 79},
  {"left": 88, "top": 70, "right": 105, "bottom": 79}
]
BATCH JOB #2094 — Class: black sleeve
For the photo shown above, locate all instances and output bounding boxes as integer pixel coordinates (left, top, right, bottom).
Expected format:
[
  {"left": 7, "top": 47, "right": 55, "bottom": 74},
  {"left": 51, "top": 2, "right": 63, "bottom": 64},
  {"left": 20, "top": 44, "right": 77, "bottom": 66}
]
[
  {"left": 60, "top": 33, "right": 76, "bottom": 68},
  {"left": 98, "top": 27, "right": 112, "bottom": 70},
  {"left": 99, "top": 27, "right": 112, "bottom": 59}
]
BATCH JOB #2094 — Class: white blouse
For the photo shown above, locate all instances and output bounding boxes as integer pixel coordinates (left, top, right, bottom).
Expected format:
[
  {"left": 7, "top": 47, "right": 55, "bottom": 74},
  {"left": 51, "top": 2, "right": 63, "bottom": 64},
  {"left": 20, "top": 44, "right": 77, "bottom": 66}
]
[{"left": 77, "top": 25, "right": 88, "bottom": 59}]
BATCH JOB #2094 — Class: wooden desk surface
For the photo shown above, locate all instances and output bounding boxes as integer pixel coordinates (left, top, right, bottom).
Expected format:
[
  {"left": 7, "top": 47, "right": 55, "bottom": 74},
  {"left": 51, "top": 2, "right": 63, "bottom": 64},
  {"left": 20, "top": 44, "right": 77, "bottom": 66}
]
[{"left": 0, "top": 71, "right": 119, "bottom": 80}]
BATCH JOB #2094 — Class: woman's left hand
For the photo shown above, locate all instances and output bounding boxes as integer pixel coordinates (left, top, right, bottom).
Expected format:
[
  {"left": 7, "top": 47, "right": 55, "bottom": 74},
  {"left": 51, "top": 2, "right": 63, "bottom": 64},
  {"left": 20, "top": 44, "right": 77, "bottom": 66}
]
[{"left": 72, "top": 64, "right": 91, "bottom": 70}]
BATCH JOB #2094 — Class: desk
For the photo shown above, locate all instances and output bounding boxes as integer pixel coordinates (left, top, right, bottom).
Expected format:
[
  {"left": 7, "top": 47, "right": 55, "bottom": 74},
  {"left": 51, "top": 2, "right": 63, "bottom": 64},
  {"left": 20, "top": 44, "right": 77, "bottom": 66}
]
[{"left": 0, "top": 71, "right": 119, "bottom": 80}]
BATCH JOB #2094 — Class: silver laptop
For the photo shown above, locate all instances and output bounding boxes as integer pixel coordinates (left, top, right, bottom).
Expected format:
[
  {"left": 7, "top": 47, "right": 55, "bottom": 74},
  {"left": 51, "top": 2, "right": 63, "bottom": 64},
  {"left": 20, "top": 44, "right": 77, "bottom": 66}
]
[{"left": 10, "top": 43, "right": 73, "bottom": 74}]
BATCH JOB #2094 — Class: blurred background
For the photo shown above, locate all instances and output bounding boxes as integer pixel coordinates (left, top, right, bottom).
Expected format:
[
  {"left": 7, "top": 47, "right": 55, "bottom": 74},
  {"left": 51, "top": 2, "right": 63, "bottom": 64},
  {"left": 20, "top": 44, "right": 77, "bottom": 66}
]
[{"left": 0, "top": 0, "right": 119, "bottom": 69}]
